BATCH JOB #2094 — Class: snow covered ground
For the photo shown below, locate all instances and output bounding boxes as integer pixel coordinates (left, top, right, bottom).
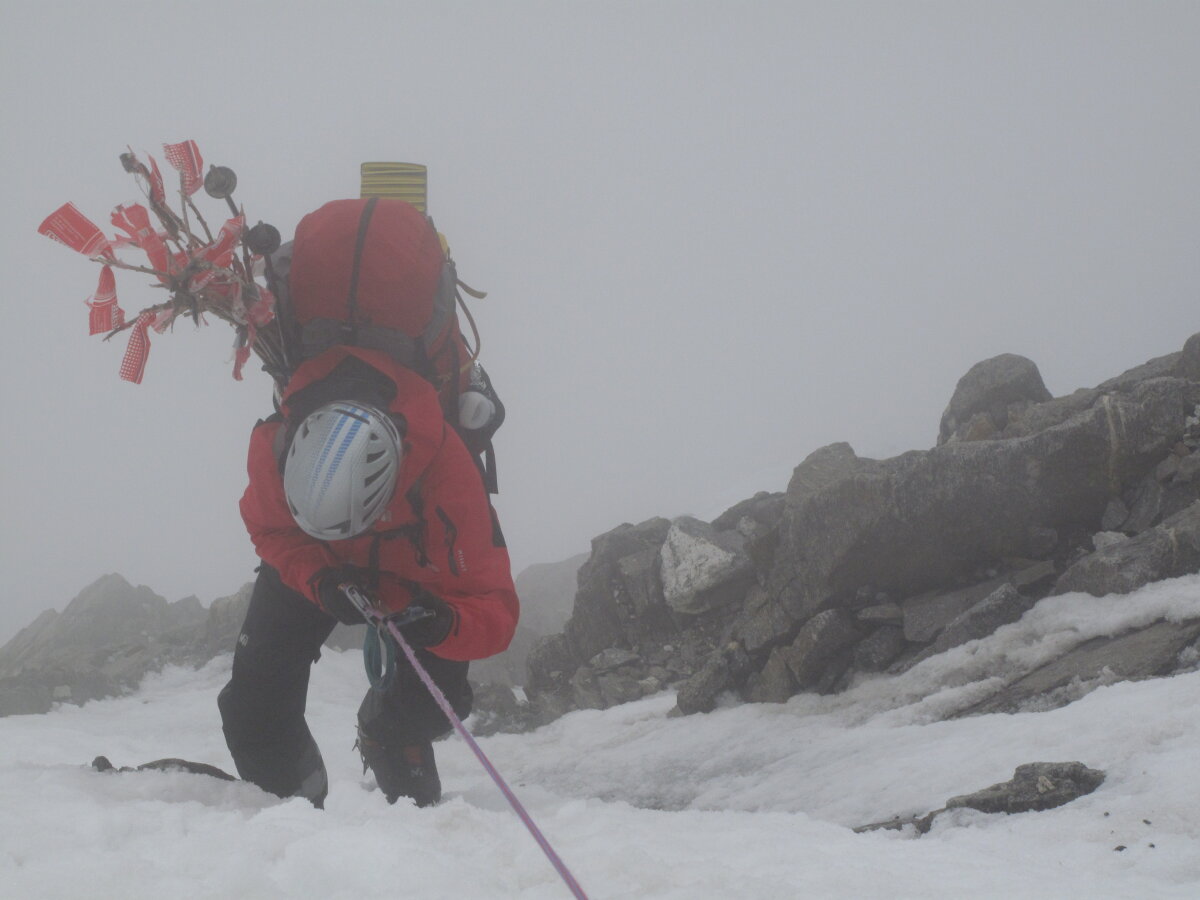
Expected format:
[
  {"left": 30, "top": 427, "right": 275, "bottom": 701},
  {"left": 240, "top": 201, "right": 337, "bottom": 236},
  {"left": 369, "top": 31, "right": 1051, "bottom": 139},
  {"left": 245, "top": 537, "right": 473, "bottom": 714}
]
[{"left": 3, "top": 578, "right": 1200, "bottom": 899}]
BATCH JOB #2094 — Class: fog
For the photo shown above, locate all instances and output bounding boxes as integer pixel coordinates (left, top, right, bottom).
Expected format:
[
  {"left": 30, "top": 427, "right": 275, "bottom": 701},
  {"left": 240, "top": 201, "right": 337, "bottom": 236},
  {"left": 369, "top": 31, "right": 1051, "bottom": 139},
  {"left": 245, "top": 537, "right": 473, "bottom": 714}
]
[{"left": 2, "top": 2, "right": 1197, "bottom": 642}]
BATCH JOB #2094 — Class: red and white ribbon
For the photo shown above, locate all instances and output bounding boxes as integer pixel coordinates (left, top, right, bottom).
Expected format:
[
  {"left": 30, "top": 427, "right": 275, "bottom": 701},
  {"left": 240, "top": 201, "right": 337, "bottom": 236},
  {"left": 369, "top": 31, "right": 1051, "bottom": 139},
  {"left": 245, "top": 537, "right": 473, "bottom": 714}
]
[
  {"left": 87, "top": 266, "right": 125, "bottom": 335},
  {"left": 111, "top": 204, "right": 172, "bottom": 277},
  {"left": 38, "top": 203, "right": 113, "bottom": 259},
  {"left": 118, "top": 311, "right": 155, "bottom": 384},
  {"left": 189, "top": 215, "right": 244, "bottom": 291},
  {"left": 163, "top": 140, "right": 204, "bottom": 196}
]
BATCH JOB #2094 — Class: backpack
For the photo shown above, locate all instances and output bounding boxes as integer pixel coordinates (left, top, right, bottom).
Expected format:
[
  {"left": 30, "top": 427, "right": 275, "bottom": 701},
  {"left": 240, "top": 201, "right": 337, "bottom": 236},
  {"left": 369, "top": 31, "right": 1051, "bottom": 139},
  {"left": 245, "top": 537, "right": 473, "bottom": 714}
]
[{"left": 268, "top": 197, "right": 504, "bottom": 492}]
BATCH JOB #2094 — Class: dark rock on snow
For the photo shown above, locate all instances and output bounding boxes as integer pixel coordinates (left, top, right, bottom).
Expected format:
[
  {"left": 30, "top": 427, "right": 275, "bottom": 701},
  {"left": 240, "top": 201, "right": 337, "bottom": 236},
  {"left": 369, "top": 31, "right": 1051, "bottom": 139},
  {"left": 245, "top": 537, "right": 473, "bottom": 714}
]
[{"left": 856, "top": 762, "right": 1106, "bottom": 835}]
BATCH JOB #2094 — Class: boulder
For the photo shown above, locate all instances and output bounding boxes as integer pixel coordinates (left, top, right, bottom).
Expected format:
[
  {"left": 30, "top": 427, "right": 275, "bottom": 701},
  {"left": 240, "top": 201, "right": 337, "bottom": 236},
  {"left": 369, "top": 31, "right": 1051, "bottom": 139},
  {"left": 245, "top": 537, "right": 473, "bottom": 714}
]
[
  {"left": 945, "top": 762, "right": 1106, "bottom": 815},
  {"left": 660, "top": 516, "right": 755, "bottom": 615},
  {"left": 711, "top": 491, "right": 786, "bottom": 533},
  {"left": 524, "top": 633, "right": 576, "bottom": 698},
  {"left": 563, "top": 518, "right": 674, "bottom": 664},
  {"left": 938, "top": 354, "right": 1052, "bottom": 446},
  {"left": 731, "top": 585, "right": 799, "bottom": 656},
  {"left": 779, "top": 609, "right": 861, "bottom": 691},
  {"left": 851, "top": 626, "right": 907, "bottom": 673},
  {"left": 1053, "top": 501, "right": 1200, "bottom": 597},
  {"left": 742, "top": 648, "right": 798, "bottom": 703},
  {"left": 674, "top": 643, "right": 751, "bottom": 715}
]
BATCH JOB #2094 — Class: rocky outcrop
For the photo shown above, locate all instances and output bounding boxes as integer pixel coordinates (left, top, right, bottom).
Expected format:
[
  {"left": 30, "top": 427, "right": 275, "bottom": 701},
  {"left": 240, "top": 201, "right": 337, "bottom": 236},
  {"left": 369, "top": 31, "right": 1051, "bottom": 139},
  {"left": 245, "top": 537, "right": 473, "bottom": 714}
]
[
  {"left": 0, "top": 575, "right": 250, "bottom": 716},
  {"left": 519, "top": 334, "right": 1200, "bottom": 730}
]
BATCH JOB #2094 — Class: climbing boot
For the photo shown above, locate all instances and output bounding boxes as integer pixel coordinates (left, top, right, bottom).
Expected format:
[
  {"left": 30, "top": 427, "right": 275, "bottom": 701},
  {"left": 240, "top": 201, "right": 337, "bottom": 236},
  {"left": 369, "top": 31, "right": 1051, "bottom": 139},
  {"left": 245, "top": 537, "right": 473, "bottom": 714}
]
[{"left": 356, "top": 730, "right": 441, "bottom": 808}]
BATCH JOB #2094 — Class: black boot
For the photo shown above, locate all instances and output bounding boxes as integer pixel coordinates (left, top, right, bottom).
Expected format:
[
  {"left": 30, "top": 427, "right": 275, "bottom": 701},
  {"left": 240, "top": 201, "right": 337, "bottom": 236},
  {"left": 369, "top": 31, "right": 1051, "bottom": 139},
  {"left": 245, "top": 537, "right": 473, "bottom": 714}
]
[{"left": 356, "top": 730, "right": 441, "bottom": 807}]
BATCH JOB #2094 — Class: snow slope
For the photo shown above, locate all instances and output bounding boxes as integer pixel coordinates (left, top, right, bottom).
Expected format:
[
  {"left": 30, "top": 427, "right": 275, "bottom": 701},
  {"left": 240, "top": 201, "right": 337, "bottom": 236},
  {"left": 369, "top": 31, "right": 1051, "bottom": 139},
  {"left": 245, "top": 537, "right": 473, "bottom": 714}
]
[{"left": 3, "top": 578, "right": 1200, "bottom": 899}]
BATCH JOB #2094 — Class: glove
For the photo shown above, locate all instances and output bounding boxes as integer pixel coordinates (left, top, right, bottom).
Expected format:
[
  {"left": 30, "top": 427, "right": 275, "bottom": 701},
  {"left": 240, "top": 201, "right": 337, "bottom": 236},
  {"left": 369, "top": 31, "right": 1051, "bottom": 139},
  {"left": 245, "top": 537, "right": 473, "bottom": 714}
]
[
  {"left": 314, "top": 567, "right": 373, "bottom": 625},
  {"left": 389, "top": 590, "right": 456, "bottom": 648}
]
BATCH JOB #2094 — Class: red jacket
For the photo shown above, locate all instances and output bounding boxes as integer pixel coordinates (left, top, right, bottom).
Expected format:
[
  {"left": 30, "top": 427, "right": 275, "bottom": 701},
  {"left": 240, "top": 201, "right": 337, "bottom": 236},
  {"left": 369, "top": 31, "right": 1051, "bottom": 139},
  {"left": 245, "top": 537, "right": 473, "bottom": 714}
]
[{"left": 240, "top": 346, "right": 519, "bottom": 661}]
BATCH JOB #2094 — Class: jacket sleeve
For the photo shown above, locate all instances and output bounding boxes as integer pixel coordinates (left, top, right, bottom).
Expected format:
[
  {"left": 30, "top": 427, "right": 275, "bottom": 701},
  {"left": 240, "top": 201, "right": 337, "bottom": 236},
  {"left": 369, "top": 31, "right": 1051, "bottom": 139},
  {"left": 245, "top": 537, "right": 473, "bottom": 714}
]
[
  {"left": 417, "top": 440, "right": 520, "bottom": 662},
  {"left": 239, "top": 418, "right": 337, "bottom": 604}
]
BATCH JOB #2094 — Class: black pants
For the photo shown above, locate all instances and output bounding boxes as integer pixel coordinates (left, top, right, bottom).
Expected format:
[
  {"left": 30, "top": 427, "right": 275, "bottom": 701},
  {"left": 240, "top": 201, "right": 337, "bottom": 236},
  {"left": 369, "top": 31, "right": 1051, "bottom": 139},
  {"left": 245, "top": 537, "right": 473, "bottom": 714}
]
[{"left": 217, "top": 565, "right": 472, "bottom": 804}]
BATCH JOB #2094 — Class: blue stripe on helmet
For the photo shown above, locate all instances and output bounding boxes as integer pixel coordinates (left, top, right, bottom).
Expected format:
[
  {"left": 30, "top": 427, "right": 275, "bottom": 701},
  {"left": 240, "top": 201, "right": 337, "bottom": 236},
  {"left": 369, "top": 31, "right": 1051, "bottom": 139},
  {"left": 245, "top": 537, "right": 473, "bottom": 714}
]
[{"left": 312, "top": 406, "right": 368, "bottom": 513}]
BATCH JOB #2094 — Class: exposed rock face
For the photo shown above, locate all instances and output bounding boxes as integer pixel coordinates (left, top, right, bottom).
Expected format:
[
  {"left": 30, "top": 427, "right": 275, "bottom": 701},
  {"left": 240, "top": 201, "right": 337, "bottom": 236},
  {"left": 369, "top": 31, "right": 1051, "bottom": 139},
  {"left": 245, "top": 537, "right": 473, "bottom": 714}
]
[
  {"left": 0, "top": 574, "right": 251, "bottom": 717},
  {"left": 518, "top": 333, "right": 1200, "bottom": 729}
]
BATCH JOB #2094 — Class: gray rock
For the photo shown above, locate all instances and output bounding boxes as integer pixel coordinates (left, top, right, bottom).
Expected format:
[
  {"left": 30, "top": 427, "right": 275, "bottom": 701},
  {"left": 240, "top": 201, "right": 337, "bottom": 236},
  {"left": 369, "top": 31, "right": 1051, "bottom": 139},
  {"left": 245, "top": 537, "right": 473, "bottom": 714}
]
[
  {"left": 856, "top": 603, "right": 904, "bottom": 624},
  {"left": 616, "top": 548, "right": 664, "bottom": 617},
  {"left": 1179, "top": 332, "right": 1200, "bottom": 381},
  {"left": 742, "top": 648, "right": 797, "bottom": 702},
  {"left": 1155, "top": 454, "right": 1182, "bottom": 483},
  {"left": 780, "top": 609, "right": 861, "bottom": 691},
  {"left": 1026, "top": 525, "right": 1059, "bottom": 559},
  {"left": 732, "top": 586, "right": 798, "bottom": 656},
  {"left": 852, "top": 626, "right": 908, "bottom": 672},
  {"left": 1054, "top": 501, "right": 1200, "bottom": 597},
  {"left": 0, "top": 575, "right": 261, "bottom": 716},
  {"left": 674, "top": 643, "right": 751, "bottom": 715},
  {"left": 1176, "top": 452, "right": 1200, "bottom": 483},
  {"left": 1101, "top": 497, "right": 1130, "bottom": 531},
  {"left": 769, "top": 378, "right": 1200, "bottom": 630},
  {"left": 856, "top": 762, "right": 1105, "bottom": 835},
  {"left": 945, "top": 762, "right": 1105, "bottom": 815},
  {"left": 938, "top": 354, "right": 1052, "bottom": 446},
  {"left": 598, "top": 673, "right": 645, "bottom": 707},
  {"left": 562, "top": 518, "right": 673, "bottom": 666},
  {"left": 589, "top": 647, "right": 641, "bottom": 673},
  {"left": 524, "top": 633, "right": 576, "bottom": 697},
  {"left": 1092, "top": 531, "right": 1129, "bottom": 551},
  {"left": 468, "top": 682, "right": 540, "bottom": 736},
  {"left": 660, "top": 516, "right": 755, "bottom": 615},
  {"left": 902, "top": 576, "right": 1013, "bottom": 643},
  {"left": 903, "top": 585, "right": 1031, "bottom": 669},
  {"left": 1123, "top": 476, "right": 1164, "bottom": 534},
  {"left": 569, "top": 666, "right": 605, "bottom": 710},
  {"left": 711, "top": 491, "right": 786, "bottom": 534},
  {"left": 958, "top": 619, "right": 1200, "bottom": 716},
  {"left": 1098, "top": 352, "right": 1183, "bottom": 393}
]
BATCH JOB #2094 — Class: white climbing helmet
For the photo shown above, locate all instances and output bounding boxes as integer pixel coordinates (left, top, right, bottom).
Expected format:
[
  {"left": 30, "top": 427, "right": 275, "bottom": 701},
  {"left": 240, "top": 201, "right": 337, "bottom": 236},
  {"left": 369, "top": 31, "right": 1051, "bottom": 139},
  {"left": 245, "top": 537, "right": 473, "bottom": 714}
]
[{"left": 283, "top": 402, "right": 402, "bottom": 541}]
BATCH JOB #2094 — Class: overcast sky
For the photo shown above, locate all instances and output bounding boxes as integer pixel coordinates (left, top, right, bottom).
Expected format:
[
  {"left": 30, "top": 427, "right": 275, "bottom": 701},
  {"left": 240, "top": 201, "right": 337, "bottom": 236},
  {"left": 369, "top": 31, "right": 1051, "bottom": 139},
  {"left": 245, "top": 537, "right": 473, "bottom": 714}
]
[{"left": 1, "top": 1, "right": 1197, "bottom": 643}]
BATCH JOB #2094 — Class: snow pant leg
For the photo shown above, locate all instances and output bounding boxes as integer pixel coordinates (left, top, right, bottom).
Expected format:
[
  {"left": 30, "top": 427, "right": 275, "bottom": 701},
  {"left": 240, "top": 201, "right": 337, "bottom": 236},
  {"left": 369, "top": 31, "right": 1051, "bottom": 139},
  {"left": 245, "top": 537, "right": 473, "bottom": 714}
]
[
  {"left": 357, "top": 649, "right": 473, "bottom": 748},
  {"left": 218, "top": 565, "right": 336, "bottom": 806}
]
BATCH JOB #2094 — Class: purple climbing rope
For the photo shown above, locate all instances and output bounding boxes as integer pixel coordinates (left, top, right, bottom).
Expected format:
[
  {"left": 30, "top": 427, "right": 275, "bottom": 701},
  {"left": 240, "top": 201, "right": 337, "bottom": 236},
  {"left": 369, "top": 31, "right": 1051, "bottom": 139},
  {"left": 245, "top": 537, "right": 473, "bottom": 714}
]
[
  {"left": 340, "top": 583, "right": 588, "bottom": 898},
  {"left": 382, "top": 617, "right": 589, "bottom": 900}
]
